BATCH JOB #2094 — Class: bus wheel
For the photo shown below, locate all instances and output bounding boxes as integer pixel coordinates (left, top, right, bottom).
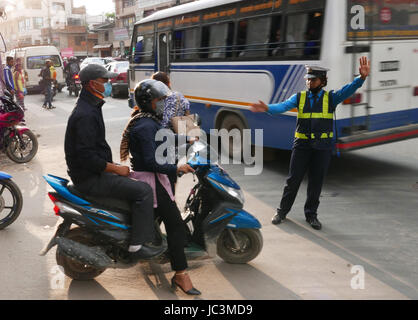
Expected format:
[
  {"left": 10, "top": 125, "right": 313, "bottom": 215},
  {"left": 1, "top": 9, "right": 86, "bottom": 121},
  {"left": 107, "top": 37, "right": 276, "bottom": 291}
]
[{"left": 220, "top": 114, "right": 246, "bottom": 161}]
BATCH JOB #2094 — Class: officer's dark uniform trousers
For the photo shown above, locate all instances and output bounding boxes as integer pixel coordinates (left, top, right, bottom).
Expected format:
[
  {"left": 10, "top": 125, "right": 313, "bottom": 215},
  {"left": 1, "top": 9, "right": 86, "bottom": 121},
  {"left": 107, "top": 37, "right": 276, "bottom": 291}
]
[{"left": 278, "top": 91, "right": 334, "bottom": 219}]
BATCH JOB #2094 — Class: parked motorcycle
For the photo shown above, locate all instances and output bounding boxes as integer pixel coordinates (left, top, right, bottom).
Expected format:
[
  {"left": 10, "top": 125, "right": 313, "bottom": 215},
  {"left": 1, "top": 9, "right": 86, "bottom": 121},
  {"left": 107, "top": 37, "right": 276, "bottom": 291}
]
[
  {"left": 68, "top": 74, "right": 81, "bottom": 97},
  {"left": 40, "top": 141, "right": 263, "bottom": 280},
  {"left": 0, "top": 172, "right": 23, "bottom": 230},
  {"left": 0, "top": 90, "right": 38, "bottom": 163}
]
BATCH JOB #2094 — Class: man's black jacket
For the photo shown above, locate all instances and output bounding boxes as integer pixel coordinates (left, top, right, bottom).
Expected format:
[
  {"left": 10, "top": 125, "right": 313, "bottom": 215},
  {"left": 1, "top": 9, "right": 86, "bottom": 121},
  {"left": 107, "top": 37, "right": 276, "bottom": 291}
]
[{"left": 64, "top": 88, "right": 112, "bottom": 184}]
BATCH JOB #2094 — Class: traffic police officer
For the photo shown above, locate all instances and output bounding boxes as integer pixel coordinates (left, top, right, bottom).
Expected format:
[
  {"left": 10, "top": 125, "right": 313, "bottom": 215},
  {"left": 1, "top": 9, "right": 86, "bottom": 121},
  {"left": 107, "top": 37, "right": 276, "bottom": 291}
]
[{"left": 251, "top": 56, "right": 370, "bottom": 230}]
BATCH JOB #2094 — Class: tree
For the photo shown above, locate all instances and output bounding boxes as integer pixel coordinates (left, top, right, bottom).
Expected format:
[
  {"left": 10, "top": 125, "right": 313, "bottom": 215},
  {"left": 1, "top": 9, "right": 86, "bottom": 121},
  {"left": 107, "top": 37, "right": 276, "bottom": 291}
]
[{"left": 105, "top": 12, "right": 115, "bottom": 22}]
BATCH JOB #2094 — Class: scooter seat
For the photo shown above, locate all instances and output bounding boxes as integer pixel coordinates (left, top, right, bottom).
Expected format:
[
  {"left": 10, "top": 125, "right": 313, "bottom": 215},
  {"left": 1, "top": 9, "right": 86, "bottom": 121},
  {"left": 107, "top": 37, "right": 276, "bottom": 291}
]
[
  {"left": 66, "top": 184, "right": 87, "bottom": 199},
  {"left": 85, "top": 196, "right": 132, "bottom": 215},
  {"left": 67, "top": 184, "right": 131, "bottom": 215}
]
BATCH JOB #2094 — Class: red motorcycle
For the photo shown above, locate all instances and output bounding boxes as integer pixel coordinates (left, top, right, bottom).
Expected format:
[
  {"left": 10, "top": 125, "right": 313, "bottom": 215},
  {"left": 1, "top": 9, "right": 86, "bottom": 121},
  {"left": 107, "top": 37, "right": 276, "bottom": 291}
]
[{"left": 0, "top": 90, "right": 38, "bottom": 163}]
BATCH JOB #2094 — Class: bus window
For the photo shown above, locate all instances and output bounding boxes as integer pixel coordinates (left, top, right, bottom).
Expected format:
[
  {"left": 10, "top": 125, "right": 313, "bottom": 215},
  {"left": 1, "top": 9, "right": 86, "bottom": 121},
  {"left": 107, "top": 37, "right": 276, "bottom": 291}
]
[
  {"left": 173, "top": 27, "right": 200, "bottom": 60},
  {"left": 133, "top": 34, "right": 154, "bottom": 63},
  {"left": 285, "top": 11, "right": 323, "bottom": 59},
  {"left": 268, "top": 15, "right": 283, "bottom": 57},
  {"left": 236, "top": 16, "right": 272, "bottom": 58},
  {"left": 201, "top": 22, "right": 234, "bottom": 59},
  {"left": 133, "top": 35, "right": 143, "bottom": 63}
]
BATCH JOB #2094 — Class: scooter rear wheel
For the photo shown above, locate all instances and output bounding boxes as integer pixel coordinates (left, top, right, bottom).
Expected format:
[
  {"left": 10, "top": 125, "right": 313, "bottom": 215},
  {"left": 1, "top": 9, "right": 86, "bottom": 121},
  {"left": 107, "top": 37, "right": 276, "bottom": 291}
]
[
  {"left": 56, "top": 227, "right": 106, "bottom": 280},
  {"left": 217, "top": 228, "right": 263, "bottom": 264},
  {"left": 0, "top": 179, "right": 23, "bottom": 230}
]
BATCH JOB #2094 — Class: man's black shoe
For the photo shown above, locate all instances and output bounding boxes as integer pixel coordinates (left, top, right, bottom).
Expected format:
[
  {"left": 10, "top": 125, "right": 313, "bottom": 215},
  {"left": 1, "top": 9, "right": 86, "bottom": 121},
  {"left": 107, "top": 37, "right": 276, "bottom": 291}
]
[
  {"left": 272, "top": 210, "right": 287, "bottom": 225},
  {"left": 306, "top": 216, "right": 322, "bottom": 230},
  {"left": 129, "top": 244, "right": 166, "bottom": 262}
]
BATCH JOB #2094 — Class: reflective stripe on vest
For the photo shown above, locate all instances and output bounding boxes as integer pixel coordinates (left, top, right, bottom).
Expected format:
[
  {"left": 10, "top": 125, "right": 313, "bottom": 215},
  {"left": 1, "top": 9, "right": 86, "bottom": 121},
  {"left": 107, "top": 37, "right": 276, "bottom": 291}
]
[
  {"left": 297, "top": 91, "right": 333, "bottom": 119},
  {"left": 295, "top": 91, "right": 333, "bottom": 140},
  {"left": 295, "top": 132, "right": 334, "bottom": 139}
]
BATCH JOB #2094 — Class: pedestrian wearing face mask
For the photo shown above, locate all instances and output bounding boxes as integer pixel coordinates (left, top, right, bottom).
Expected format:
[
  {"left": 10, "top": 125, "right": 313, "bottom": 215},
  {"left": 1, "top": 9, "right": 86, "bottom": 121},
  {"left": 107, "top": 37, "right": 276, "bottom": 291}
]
[
  {"left": 250, "top": 57, "right": 370, "bottom": 230},
  {"left": 64, "top": 64, "right": 165, "bottom": 262}
]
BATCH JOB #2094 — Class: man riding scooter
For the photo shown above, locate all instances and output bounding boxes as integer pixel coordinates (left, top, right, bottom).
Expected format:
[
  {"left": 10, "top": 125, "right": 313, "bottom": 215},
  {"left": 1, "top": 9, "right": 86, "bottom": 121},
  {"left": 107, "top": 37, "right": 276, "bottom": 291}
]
[{"left": 64, "top": 63, "right": 165, "bottom": 261}]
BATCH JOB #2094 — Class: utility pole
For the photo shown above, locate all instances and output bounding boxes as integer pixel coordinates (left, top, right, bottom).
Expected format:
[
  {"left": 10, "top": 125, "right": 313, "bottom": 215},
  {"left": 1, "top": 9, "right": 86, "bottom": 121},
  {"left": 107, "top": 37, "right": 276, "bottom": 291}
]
[
  {"left": 86, "top": 27, "right": 89, "bottom": 57},
  {"left": 41, "top": 0, "right": 52, "bottom": 44},
  {"left": 47, "top": 0, "right": 52, "bottom": 45}
]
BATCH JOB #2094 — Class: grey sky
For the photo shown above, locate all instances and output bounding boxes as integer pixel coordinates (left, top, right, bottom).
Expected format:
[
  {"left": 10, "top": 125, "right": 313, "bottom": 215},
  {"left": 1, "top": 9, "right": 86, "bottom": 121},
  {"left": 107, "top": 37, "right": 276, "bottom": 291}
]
[{"left": 73, "top": 0, "right": 115, "bottom": 16}]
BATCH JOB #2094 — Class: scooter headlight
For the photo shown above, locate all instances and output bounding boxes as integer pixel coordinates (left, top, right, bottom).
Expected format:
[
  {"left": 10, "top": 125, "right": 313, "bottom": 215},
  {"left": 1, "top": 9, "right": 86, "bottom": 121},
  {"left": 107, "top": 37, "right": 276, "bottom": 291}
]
[
  {"left": 207, "top": 177, "right": 245, "bottom": 204},
  {"left": 226, "top": 187, "right": 245, "bottom": 205}
]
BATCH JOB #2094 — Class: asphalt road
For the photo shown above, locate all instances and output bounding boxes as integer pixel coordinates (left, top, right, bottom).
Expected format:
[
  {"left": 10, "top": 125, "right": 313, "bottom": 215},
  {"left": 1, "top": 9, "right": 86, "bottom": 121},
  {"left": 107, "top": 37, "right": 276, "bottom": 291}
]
[{"left": 0, "top": 89, "right": 416, "bottom": 300}]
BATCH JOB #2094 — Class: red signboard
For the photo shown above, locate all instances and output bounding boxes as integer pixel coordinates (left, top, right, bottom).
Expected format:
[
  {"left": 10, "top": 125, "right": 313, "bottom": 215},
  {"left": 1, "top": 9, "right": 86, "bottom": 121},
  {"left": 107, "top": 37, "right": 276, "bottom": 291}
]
[{"left": 61, "top": 48, "right": 74, "bottom": 58}]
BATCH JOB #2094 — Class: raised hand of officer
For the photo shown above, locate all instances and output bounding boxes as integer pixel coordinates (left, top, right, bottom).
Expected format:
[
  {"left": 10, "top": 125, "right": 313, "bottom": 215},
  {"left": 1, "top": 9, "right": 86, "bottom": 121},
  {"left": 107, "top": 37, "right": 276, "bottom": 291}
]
[
  {"left": 250, "top": 100, "right": 269, "bottom": 113},
  {"left": 359, "top": 56, "right": 371, "bottom": 80}
]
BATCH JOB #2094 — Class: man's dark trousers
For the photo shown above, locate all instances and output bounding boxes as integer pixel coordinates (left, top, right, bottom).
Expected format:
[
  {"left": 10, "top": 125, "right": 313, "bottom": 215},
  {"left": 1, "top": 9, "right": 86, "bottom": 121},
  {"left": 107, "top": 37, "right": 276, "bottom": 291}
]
[
  {"left": 278, "top": 147, "right": 332, "bottom": 219},
  {"left": 44, "top": 83, "right": 52, "bottom": 107},
  {"left": 74, "top": 172, "right": 155, "bottom": 245}
]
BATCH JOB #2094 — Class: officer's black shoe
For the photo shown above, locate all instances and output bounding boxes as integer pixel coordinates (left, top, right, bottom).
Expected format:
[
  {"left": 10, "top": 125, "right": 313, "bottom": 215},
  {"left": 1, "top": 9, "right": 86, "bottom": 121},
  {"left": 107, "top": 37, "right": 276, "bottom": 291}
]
[
  {"left": 272, "top": 210, "right": 287, "bottom": 225},
  {"left": 129, "top": 244, "right": 166, "bottom": 263},
  {"left": 306, "top": 216, "right": 322, "bottom": 230}
]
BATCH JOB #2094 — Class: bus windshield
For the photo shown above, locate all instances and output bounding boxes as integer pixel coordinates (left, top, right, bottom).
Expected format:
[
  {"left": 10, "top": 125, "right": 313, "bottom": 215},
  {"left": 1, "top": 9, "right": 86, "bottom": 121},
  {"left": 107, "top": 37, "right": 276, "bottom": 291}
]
[{"left": 348, "top": 0, "right": 418, "bottom": 40}]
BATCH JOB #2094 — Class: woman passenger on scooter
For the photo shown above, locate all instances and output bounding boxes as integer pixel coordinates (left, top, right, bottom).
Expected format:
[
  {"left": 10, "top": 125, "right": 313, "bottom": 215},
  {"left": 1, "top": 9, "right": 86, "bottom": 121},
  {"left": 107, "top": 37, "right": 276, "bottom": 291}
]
[{"left": 120, "top": 79, "right": 201, "bottom": 296}]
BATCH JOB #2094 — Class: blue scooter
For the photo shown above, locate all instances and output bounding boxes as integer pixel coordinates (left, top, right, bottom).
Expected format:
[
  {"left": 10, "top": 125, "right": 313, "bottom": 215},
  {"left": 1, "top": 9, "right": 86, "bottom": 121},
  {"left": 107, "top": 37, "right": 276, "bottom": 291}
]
[
  {"left": 40, "top": 141, "right": 263, "bottom": 280},
  {"left": 0, "top": 172, "right": 23, "bottom": 230}
]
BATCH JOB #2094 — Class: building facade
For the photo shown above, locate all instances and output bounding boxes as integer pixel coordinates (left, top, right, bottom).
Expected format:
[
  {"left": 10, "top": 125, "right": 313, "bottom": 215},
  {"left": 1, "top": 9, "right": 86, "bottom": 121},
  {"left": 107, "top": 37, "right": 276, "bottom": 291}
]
[
  {"left": 0, "top": 0, "right": 97, "bottom": 58},
  {"left": 90, "top": 21, "right": 115, "bottom": 57}
]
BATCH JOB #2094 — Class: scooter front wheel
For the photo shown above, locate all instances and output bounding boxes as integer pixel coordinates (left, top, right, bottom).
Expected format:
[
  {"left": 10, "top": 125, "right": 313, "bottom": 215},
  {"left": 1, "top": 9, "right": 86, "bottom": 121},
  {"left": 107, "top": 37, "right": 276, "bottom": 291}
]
[
  {"left": 56, "top": 227, "right": 106, "bottom": 280},
  {"left": 0, "top": 178, "right": 23, "bottom": 230},
  {"left": 217, "top": 228, "right": 263, "bottom": 264}
]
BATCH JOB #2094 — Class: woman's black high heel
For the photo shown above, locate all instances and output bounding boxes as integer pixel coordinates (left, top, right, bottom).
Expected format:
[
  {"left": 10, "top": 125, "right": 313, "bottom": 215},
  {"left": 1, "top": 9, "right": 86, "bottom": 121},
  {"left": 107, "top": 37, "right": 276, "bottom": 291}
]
[{"left": 171, "top": 275, "right": 201, "bottom": 295}]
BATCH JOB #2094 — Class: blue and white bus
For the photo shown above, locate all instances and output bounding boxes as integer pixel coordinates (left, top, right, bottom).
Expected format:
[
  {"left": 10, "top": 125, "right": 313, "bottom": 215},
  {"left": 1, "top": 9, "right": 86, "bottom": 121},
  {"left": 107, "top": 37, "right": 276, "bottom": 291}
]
[{"left": 128, "top": 0, "right": 418, "bottom": 156}]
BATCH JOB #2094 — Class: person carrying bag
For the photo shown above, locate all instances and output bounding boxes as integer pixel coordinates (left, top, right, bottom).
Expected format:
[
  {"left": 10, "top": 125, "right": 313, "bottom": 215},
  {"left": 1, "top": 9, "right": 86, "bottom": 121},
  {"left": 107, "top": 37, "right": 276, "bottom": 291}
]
[
  {"left": 170, "top": 92, "right": 200, "bottom": 136},
  {"left": 151, "top": 71, "right": 200, "bottom": 136}
]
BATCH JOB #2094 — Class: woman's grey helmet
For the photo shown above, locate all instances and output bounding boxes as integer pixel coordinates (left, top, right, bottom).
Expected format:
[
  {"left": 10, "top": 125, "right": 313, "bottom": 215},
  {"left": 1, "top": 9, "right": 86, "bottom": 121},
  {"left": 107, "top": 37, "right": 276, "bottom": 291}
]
[{"left": 134, "top": 79, "right": 171, "bottom": 113}]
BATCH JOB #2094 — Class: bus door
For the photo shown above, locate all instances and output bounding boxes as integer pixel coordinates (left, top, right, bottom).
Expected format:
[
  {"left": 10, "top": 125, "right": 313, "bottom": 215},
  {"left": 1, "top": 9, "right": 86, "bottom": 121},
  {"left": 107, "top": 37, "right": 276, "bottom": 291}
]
[
  {"left": 368, "top": 41, "right": 413, "bottom": 130},
  {"left": 346, "top": 0, "right": 417, "bottom": 135},
  {"left": 158, "top": 32, "right": 170, "bottom": 73},
  {"left": 343, "top": 50, "right": 372, "bottom": 135}
]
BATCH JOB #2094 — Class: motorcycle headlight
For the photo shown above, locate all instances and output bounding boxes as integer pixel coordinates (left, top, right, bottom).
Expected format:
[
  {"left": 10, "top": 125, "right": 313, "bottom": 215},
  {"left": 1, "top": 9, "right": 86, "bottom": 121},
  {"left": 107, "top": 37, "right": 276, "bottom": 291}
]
[{"left": 207, "top": 178, "right": 245, "bottom": 204}]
